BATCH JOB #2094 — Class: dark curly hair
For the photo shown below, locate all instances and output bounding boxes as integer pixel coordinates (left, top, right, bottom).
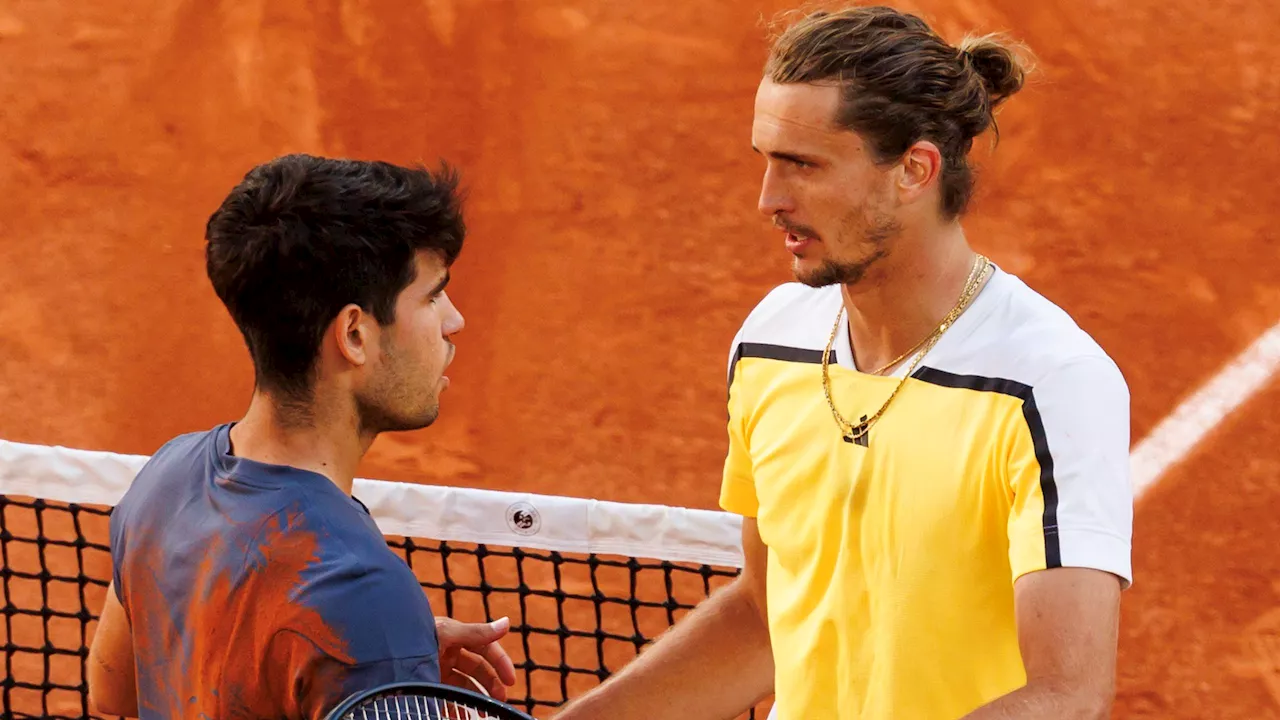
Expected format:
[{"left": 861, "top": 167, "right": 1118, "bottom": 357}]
[{"left": 205, "top": 154, "right": 466, "bottom": 402}]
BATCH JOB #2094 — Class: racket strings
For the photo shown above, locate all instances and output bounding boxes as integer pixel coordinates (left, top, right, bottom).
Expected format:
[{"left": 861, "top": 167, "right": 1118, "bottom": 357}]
[{"left": 347, "top": 692, "right": 498, "bottom": 720}]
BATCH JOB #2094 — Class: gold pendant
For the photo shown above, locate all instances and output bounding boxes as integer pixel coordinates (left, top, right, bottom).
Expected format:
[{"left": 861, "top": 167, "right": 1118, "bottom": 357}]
[{"left": 842, "top": 415, "right": 870, "bottom": 447}]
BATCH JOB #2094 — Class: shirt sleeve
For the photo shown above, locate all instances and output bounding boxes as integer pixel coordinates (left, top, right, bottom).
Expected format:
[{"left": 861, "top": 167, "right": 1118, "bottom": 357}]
[
  {"left": 271, "top": 556, "right": 442, "bottom": 719},
  {"left": 107, "top": 496, "right": 128, "bottom": 608},
  {"left": 271, "top": 630, "right": 439, "bottom": 720},
  {"left": 719, "top": 329, "right": 758, "bottom": 517},
  {"left": 1005, "top": 354, "right": 1134, "bottom": 589}
]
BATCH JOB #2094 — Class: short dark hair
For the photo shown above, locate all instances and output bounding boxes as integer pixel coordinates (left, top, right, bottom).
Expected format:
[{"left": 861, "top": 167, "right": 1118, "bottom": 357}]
[
  {"left": 765, "top": 5, "right": 1033, "bottom": 218},
  {"left": 205, "top": 154, "right": 466, "bottom": 401}
]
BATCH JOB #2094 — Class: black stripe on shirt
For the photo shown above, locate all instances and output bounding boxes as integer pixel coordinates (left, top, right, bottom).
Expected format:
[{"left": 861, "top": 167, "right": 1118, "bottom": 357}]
[
  {"left": 911, "top": 367, "right": 1061, "bottom": 569},
  {"left": 727, "top": 342, "right": 835, "bottom": 394}
]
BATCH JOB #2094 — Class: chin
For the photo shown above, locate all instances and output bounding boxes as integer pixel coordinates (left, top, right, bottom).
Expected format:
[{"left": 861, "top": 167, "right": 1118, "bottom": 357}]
[
  {"left": 359, "top": 399, "right": 440, "bottom": 435},
  {"left": 793, "top": 259, "right": 846, "bottom": 288},
  {"left": 794, "top": 253, "right": 886, "bottom": 288},
  {"left": 402, "top": 403, "right": 441, "bottom": 431}
]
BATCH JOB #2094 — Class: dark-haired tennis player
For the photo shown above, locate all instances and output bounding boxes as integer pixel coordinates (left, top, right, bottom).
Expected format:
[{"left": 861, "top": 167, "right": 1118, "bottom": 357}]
[{"left": 87, "top": 154, "right": 516, "bottom": 719}]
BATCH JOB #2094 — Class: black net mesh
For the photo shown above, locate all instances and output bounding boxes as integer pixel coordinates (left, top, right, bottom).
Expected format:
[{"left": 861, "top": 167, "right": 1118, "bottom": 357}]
[{"left": 0, "top": 494, "right": 768, "bottom": 719}]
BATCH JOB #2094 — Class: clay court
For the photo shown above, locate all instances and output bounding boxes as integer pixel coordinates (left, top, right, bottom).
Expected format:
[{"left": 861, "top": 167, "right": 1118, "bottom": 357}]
[{"left": 2, "top": 0, "right": 1279, "bottom": 717}]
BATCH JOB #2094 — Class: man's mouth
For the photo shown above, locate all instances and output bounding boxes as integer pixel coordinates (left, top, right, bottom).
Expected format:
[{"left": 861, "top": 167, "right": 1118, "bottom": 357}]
[{"left": 784, "top": 231, "right": 817, "bottom": 252}]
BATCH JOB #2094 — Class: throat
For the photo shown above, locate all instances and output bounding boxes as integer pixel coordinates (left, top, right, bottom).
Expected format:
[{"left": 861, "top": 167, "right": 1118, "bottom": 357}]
[
  {"left": 851, "top": 331, "right": 930, "bottom": 376},
  {"left": 838, "top": 310, "right": 935, "bottom": 377},
  {"left": 838, "top": 253, "right": 993, "bottom": 376}
]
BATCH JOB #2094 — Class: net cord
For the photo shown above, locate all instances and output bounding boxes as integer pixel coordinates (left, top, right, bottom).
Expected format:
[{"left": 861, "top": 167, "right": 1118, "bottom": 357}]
[{"left": 0, "top": 439, "right": 745, "bottom": 568}]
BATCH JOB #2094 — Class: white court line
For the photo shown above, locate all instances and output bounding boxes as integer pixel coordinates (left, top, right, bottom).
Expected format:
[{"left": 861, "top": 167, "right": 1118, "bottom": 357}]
[{"left": 1130, "top": 319, "right": 1280, "bottom": 498}]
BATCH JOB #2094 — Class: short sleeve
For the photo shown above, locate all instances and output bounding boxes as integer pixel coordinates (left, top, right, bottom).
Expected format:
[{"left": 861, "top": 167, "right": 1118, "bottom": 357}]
[
  {"left": 1006, "top": 355, "right": 1134, "bottom": 589},
  {"left": 271, "top": 554, "right": 442, "bottom": 719},
  {"left": 107, "top": 501, "right": 128, "bottom": 607},
  {"left": 719, "top": 330, "right": 758, "bottom": 517},
  {"left": 271, "top": 630, "right": 439, "bottom": 720}
]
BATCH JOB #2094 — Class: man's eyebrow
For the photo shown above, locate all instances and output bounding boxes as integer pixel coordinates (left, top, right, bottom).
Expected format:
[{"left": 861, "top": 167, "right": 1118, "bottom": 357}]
[{"left": 751, "top": 146, "right": 819, "bottom": 165}]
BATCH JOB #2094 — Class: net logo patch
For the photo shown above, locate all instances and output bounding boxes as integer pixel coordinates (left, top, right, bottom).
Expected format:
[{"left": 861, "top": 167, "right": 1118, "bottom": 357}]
[{"left": 506, "top": 501, "right": 542, "bottom": 536}]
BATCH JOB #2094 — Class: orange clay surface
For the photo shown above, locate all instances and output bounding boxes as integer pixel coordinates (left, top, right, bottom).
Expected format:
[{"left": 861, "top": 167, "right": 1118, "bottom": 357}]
[{"left": 2, "top": 0, "right": 1279, "bottom": 717}]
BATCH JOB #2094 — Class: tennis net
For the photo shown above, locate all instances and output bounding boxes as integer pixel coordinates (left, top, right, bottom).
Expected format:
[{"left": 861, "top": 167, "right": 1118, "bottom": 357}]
[{"left": 0, "top": 438, "right": 769, "bottom": 719}]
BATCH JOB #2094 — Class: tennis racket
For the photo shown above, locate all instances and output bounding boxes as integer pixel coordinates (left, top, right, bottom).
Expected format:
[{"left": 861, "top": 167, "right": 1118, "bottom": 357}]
[{"left": 323, "top": 681, "right": 535, "bottom": 720}]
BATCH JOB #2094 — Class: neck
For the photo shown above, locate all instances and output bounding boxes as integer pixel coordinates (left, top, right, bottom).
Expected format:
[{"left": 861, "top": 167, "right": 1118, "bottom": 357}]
[
  {"left": 840, "top": 221, "right": 983, "bottom": 374},
  {"left": 227, "top": 390, "right": 372, "bottom": 495}
]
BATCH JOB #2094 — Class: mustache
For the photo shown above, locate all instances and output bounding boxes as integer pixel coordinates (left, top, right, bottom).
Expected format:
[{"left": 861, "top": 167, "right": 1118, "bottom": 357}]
[{"left": 773, "top": 218, "right": 820, "bottom": 240}]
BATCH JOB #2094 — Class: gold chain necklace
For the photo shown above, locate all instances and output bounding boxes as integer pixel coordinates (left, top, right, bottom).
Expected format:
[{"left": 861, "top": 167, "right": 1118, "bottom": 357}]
[
  {"left": 821, "top": 254, "right": 991, "bottom": 444},
  {"left": 861, "top": 327, "right": 936, "bottom": 377}
]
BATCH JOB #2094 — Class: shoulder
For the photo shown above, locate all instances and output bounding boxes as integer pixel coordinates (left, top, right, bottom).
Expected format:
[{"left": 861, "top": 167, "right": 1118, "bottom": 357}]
[
  {"left": 112, "top": 426, "right": 222, "bottom": 523},
  {"left": 1000, "top": 272, "right": 1123, "bottom": 379},
  {"left": 735, "top": 282, "right": 841, "bottom": 346},
  {"left": 926, "top": 268, "right": 1128, "bottom": 398},
  {"left": 264, "top": 499, "right": 438, "bottom": 664},
  {"left": 726, "top": 282, "right": 841, "bottom": 371},
  {"left": 258, "top": 493, "right": 421, "bottom": 595},
  {"left": 131, "top": 426, "right": 221, "bottom": 482}
]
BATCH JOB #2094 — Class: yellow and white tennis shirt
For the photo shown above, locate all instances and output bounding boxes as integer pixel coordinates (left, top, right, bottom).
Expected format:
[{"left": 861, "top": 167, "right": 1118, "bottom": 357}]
[{"left": 719, "top": 266, "right": 1133, "bottom": 720}]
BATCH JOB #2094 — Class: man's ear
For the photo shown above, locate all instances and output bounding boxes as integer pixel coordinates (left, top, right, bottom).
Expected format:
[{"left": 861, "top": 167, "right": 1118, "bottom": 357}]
[
  {"left": 331, "top": 304, "right": 372, "bottom": 367},
  {"left": 896, "top": 139, "right": 943, "bottom": 206}
]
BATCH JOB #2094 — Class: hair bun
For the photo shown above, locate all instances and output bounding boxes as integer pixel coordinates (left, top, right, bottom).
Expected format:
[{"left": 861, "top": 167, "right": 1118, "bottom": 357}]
[{"left": 958, "top": 33, "right": 1031, "bottom": 108}]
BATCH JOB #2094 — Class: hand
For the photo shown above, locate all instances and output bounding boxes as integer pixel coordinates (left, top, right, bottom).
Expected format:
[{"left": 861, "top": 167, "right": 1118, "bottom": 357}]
[{"left": 435, "top": 616, "right": 518, "bottom": 701}]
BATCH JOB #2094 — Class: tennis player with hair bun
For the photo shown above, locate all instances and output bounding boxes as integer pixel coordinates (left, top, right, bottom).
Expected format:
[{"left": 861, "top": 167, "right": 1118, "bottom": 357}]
[
  {"left": 87, "top": 155, "right": 516, "bottom": 719},
  {"left": 558, "top": 6, "right": 1133, "bottom": 720}
]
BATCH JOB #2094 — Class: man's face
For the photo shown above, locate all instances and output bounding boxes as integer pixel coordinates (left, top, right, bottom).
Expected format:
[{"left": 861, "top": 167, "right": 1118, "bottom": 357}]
[
  {"left": 356, "top": 250, "right": 464, "bottom": 433},
  {"left": 752, "top": 79, "right": 902, "bottom": 287}
]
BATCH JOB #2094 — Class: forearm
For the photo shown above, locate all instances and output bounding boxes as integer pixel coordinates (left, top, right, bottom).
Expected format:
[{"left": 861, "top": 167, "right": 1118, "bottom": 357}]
[
  {"left": 87, "top": 653, "right": 139, "bottom": 717},
  {"left": 87, "top": 581, "right": 139, "bottom": 717},
  {"left": 961, "top": 681, "right": 1111, "bottom": 720},
  {"left": 555, "top": 577, "right": 773, "bottom": 720}
]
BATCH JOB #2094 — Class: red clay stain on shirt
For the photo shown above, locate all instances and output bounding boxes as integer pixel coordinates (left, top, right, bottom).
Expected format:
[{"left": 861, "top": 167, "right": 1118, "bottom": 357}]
[{"left": 126, "top": 509, "right": 356, "bottom": 719}]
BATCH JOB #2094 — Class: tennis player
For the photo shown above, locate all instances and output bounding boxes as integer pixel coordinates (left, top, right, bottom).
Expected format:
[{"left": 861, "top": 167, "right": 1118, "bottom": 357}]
[
  {"left": 556, "top": 6, "right": 1132, "bottom": 720},
  {"left": 87, "top": 155, "right": 516, "bottom": 719}
]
